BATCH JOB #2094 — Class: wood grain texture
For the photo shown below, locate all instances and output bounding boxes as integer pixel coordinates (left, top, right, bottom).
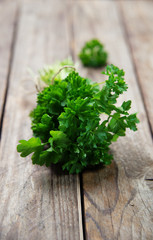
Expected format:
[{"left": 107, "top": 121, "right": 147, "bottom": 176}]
[
  {"left": 0, "top": 1, "right": 18, "bottom": 125},
  {"left": 73, "top": 1, "right": 153, "bottom": 239},
  {"left": 0, "top": 1, "right": 83, "bottom": 239},
  {"left": 120, "top": 1, "right": 153, "bottom": 134}
]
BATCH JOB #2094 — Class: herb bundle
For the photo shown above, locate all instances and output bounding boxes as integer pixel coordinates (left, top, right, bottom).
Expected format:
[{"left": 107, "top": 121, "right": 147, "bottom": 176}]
[{"left": 17, "top": 64, "right": 139, "bottom": 174}]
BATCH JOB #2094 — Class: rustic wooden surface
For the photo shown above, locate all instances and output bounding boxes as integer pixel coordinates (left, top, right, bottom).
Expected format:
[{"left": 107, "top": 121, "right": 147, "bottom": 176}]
[
  {"left": 0, "top": 0, "right": 153, "bottom": 240},
  {"left": 0, "top": 1, "right": 18, "bottom": 126},
  {"left": 120, "top": 1, "right": 153, "bottom": 133}
]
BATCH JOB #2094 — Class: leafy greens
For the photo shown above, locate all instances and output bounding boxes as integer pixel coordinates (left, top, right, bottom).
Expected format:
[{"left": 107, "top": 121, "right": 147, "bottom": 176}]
[
  {"left": 17, "top": 64, "right": 139, "bottom": 174},
  {"left": 79, "top": 39, "right": 108, "bottom": 67}
]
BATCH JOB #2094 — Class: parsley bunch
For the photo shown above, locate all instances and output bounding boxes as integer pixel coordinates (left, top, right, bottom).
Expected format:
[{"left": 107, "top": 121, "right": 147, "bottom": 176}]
[
  {"left": 79, "top": 39, "right": 108, "bottom": 67},
  {"left": 17, "top": 64, "right": 139, "bottom": 174}
]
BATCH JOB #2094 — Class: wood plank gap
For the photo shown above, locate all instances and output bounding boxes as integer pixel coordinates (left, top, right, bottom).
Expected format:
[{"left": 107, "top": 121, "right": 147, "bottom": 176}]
[
  {"left": 80, "top": 174, "right": 87, "bottom": 240},
  {"left": 0, "top": 5, "right": 20, "bottom": 140},
  {"left": 77, "top": 174, "right": 85, "bottom": 240},
  {"left": 117, "top": 2, "right": 153, "bottom": 138}
]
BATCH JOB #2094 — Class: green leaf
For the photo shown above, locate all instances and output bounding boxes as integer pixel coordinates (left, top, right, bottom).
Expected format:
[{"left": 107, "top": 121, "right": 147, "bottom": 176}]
[
  {"left": 121, "top": 100, "right": 131, "bottom": 111},
  {"left": 31, "top": 114, "right": 54, "bottom": 142},
  {"left": 111, "top": 134, "right": 119, "bottom": 142},
  {"left": 50, "top": 131, "right": 70, "bottom": 148},
  {"left": 17, "top": 138, "right": 44, "bottom": 157},
  {"left": 126, "top": 113, "right": 140, "bottom": 131}
]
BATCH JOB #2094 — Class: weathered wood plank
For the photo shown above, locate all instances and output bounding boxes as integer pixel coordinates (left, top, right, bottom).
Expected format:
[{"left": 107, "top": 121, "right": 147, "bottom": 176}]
[
  {"left": 0, "top": 1, "right": 83, "bottom": 239},
  {"left": 120, "top": 1, "right": 153, "bottom": 134},
  {"left": 0, "top": 1, "right": 18, "bottom": 127},
  {"left": 73, "top": 1, "right": 153, "bottom": 239}
]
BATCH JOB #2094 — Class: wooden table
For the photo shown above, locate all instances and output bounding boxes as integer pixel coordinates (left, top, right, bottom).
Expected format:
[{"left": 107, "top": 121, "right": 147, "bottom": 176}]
[{"left": 0, "top": 0, "right": 153, "bottom": 239}]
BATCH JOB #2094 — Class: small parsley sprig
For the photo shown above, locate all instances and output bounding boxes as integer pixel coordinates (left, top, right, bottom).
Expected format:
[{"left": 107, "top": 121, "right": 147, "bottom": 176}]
[
  {"left": 17, "top": 64, "right": 139, "bottom": 174},
  {"left": 79, "top": 39, "right": 108, "bottom": 67}
]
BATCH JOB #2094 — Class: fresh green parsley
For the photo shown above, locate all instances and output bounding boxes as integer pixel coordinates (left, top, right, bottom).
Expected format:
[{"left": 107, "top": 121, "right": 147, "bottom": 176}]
[
  {"left": 17, "top": 64, "right": 139, "bottom": 174},
  {"left": 79, "top": 39, "right": 108, "bottom": 67}
]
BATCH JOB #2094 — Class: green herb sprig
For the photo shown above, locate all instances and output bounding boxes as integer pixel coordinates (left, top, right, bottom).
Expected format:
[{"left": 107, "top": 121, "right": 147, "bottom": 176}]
[
  {"left": 79, "top": 39, "right": 108, "bottom": 67},
  {"left": 17, "top": 64, "right": 139, "bottom": 174}
]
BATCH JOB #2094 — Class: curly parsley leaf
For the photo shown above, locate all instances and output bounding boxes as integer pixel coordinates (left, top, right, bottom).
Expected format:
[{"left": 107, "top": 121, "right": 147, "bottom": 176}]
[
  {"left": 17, "top": 138, "right": 44, "bottom": 157},
  {"left": 17, "top": 64, "right": 139, "bottom": 174}
]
